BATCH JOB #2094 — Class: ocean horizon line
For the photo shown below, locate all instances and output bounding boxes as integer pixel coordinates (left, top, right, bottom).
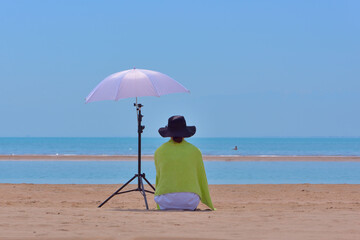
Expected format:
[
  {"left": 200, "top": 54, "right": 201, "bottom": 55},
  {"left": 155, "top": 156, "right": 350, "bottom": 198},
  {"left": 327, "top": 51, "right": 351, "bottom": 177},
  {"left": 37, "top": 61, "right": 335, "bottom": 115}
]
[
  {"left": 2, "top": 137, "right": 360, "bottom": 156},
  {"left": 1, "top": 136, "right": 360, "bottom": 138}
]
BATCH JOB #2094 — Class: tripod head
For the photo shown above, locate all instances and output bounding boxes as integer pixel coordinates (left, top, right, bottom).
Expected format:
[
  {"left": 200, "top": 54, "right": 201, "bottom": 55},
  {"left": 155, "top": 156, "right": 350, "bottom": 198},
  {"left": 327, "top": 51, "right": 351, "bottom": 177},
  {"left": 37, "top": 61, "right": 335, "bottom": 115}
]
[
  {"left": 134, "top": 102, "right": 145, "bottom": 133},
  {"left": 134, "top": 103, "right": 143, "bottom": 110}
]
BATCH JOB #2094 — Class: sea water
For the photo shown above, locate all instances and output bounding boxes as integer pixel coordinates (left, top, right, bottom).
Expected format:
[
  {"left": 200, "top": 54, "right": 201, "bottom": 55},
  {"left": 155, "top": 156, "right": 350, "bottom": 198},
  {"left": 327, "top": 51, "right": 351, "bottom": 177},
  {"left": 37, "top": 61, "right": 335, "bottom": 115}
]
[
  {"left": 1, "top": 138, "right": 360, "bottom": 184},
  {"left": 1, "top": 137, "right": 360, "bottom": 156},
  {"left": 1, "top": 161, "right": 360, "bottom": 184}
]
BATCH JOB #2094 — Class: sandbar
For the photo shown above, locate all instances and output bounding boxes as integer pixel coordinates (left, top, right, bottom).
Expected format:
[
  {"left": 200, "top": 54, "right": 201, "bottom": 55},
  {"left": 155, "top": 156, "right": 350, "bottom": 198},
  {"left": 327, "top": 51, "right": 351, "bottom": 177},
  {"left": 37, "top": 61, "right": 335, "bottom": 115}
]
[{"left": 1, "top": 154, "right": 360, "bottom": 161}]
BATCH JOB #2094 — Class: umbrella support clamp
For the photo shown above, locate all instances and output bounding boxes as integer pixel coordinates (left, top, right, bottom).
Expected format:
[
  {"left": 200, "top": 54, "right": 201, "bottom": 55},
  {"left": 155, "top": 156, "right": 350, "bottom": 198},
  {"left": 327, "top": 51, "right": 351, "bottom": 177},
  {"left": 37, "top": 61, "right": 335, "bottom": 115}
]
[{"left": 98, "top": 103, "right": 156, "bottom": 209}]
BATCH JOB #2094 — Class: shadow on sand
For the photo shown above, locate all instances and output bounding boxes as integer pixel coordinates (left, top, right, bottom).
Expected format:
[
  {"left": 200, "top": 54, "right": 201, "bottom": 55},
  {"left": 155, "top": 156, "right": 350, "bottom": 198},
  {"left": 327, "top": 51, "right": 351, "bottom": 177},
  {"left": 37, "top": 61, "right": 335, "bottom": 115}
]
[{"left": 107, "top": 208, "right": 212, "bottom": 212}]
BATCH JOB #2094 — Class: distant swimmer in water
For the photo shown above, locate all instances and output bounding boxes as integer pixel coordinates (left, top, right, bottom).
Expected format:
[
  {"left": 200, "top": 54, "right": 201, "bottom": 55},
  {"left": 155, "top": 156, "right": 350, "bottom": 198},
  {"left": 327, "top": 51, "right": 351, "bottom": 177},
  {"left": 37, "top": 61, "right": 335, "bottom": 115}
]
[{"left": 233, "top": 146, "right": 238, "bottom": 150}]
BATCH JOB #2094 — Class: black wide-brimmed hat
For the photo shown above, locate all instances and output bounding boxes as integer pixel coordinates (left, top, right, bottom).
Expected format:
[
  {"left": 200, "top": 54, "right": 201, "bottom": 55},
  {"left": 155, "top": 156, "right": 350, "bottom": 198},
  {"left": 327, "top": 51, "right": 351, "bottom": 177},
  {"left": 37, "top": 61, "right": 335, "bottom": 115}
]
[{"left": 158, "top": 115, "right": 196, "bottom": 138}]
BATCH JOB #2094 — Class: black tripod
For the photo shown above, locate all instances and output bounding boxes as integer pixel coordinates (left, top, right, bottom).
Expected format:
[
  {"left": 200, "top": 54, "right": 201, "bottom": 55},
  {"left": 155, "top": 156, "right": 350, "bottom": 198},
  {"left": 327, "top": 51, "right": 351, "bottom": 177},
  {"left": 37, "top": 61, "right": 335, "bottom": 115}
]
[{"left": 98, "top": 102, "right": 156, "bottom": 209}]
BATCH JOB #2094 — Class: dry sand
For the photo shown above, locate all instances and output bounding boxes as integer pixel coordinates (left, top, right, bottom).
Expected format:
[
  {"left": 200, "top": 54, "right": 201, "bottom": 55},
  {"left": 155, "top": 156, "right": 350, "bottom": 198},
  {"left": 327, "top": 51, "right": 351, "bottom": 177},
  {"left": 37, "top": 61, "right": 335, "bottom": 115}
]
[{"left": 1, "top": 183, "right": 360, "bottom": 240}]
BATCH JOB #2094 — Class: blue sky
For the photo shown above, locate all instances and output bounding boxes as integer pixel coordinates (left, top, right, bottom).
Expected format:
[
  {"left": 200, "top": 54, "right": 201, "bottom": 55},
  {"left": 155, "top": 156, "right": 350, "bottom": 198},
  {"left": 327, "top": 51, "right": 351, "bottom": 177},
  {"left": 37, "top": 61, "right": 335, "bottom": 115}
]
[{"left": 0, "top": 1, "right": 359, "bottom": 137}]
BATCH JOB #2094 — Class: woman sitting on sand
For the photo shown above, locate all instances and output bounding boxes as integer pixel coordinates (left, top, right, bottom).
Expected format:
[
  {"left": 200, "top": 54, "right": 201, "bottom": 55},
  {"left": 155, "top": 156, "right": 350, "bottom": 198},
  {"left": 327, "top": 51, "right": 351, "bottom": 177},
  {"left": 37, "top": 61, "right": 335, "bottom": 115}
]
[{"left": 154, "top": 115, "right": 214, "bottom": 210}]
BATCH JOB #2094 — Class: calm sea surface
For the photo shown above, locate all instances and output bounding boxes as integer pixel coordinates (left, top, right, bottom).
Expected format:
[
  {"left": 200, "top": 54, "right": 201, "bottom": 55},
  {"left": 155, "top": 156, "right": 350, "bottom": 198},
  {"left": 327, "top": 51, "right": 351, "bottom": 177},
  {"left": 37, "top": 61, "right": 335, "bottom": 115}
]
[
  {"left": 1, "top": 161, "right": 360, "bottom": 184},
  {"left": 1, "top": 137, "right": 360, "bottom": 156},
  {"left": 1, "top": 138, "right": 359, "bottom": 184}
]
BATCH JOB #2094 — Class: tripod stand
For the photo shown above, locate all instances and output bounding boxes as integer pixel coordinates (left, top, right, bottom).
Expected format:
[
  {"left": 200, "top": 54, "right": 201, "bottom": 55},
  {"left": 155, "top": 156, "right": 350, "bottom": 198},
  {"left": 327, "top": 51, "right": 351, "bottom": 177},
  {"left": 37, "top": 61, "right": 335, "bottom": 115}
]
[{"left": 98, "top": 102, "right": 156, "bottom": 209}]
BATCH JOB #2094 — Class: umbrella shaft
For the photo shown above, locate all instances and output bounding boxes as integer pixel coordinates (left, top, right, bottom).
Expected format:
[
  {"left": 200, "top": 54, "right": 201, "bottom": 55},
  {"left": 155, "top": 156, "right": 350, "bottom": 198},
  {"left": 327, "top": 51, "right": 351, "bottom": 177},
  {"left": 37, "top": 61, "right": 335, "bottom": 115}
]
[
  {"left": 136, "top": 105, "right": 145, "bottom": 189},
  {"left": 138, "top": 118, "right": 141, "bottom": 188}
]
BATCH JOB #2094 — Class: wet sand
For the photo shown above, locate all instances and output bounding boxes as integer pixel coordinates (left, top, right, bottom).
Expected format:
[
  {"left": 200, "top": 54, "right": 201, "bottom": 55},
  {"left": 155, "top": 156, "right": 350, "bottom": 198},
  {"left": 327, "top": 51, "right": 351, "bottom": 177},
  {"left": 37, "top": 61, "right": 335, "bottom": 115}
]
[{"left": 1, "top": 184, "right": 360, "bottom": 240}]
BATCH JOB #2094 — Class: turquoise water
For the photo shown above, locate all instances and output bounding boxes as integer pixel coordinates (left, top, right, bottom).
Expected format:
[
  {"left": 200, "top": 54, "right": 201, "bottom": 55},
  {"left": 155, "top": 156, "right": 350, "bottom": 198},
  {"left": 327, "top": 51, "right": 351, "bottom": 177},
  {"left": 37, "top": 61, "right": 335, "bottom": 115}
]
[
  {"left": 1, "top": 137, "right": 360, "bottom": 156},
  {"left": 2, "top": 138, "right": 359, "bottom": 184},
  {"left": 1, "top": 161, "right": 360, "bottom": 184}
]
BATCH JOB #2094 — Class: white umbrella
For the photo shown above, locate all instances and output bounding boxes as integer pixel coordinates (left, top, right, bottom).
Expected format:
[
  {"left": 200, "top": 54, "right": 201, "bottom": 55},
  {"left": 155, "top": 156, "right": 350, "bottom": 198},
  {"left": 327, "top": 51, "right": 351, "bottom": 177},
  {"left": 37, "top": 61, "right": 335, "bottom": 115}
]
[
  {"left": 86, "top": 68, "right": 189, "bottom": 102},
  {"left": 85, "top": 68, "right": 189, "bottom": 210}
]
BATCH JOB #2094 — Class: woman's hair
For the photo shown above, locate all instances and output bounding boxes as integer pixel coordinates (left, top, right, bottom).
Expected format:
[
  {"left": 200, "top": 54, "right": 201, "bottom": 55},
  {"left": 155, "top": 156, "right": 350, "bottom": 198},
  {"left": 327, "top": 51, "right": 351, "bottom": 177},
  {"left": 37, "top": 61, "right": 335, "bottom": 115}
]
[{"left": 172, "top": 137, "right": 183, "bottom": 143}]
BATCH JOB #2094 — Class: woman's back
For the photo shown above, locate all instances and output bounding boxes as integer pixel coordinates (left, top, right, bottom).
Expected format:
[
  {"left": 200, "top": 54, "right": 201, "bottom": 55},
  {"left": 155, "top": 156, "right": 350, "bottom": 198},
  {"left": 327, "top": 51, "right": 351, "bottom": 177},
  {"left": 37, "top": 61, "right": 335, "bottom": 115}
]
[
  {"left": 154, "top": 138, "right": 214, "bottom": 210},
  {"left": 155, "top": 139, "right": 201, "bottom": 194}
]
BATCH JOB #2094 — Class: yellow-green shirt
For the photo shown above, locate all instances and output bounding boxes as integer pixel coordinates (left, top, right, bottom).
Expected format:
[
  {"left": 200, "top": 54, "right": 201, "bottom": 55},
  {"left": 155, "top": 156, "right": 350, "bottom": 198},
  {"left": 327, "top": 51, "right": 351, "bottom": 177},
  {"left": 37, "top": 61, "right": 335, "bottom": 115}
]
[{"left": 154, "top": 139, "right": 214, "bottom": 210}]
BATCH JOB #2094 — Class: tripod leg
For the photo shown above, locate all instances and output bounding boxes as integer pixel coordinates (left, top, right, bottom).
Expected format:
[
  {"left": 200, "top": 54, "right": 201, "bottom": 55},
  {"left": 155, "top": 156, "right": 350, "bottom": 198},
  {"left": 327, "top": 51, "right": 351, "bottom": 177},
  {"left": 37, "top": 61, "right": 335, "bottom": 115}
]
[
  {"left": 139, "top": 177, "right": 149, "bottom": 210},
  {"left": 142, "top": 174, "right": 156, "bottom": 191},
  {"left": 144, "top": 189, "right": 155, "bottom": 194},
  {"left": 98, "top": 174, "right": 137, "bottom": 208}
]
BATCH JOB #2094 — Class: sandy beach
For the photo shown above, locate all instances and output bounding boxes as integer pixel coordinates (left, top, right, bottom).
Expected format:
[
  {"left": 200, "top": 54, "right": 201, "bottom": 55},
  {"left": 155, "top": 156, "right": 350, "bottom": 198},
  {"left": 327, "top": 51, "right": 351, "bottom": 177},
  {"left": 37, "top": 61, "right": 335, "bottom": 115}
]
[
  {"left": 1, "top": 154, "right": 360, "bottom": 239},
  {"left": 1, "top": 183, "right": 360, "bottom": 240}
]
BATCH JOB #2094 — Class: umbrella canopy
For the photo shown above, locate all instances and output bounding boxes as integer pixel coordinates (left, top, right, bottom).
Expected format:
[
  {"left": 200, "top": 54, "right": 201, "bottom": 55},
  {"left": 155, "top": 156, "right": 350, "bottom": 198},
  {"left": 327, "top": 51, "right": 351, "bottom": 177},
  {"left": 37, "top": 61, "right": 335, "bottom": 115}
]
[{"left": 86, "top": 68, "right": 189, "bottom": 103}]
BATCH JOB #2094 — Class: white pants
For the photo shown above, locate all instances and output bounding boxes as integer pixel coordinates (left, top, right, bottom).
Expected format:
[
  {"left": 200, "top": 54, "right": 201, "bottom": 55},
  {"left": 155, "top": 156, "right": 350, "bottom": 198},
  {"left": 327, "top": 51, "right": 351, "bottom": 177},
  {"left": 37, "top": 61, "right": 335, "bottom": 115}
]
[{"left": 154, "top": 192, "right": 200, "bottom": 210}]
